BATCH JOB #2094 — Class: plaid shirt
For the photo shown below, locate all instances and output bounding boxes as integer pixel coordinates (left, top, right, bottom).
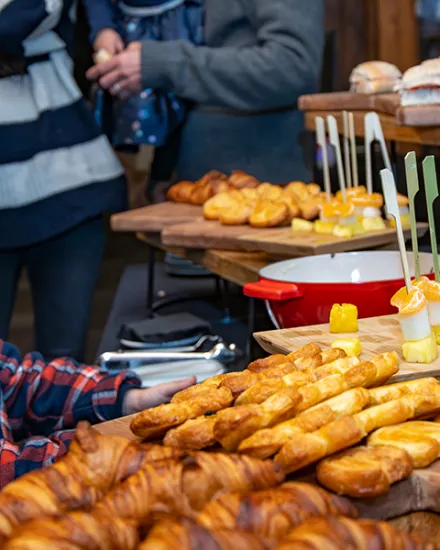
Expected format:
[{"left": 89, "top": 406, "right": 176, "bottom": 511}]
[{"left": 0, "top": 341, "right": 141, "bottom": 487}]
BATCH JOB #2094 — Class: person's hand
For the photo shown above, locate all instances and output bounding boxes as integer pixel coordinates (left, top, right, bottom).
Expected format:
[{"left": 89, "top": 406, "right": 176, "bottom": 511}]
[
  {"left": 94, "top": 28, "right": 124, "bottom": 57},
  {"left": 121, "top": 376, "right": 196, "bottom": 416},
  {"left": 86, "top": 42, "right": 142, "bottom": 99}
]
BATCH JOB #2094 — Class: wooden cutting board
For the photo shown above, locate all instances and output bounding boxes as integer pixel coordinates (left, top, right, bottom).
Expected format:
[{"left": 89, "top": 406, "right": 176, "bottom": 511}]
[
  {"left": 254, "top": 314, "right": 440, "bottom": 383},
  {"left": 162, "top": 219, "right": 427, "bottom": 257},
  {"left": 298, "top": 92, "right": 399, "bottom": 115},
  {"left": 110, "top": 202, "right": 203, "bottom": 233}
]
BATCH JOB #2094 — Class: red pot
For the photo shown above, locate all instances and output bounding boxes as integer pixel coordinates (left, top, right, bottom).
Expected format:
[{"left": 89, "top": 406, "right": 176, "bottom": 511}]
[{"left": 243, "top": 251, "right": 434, "bottom": 329}]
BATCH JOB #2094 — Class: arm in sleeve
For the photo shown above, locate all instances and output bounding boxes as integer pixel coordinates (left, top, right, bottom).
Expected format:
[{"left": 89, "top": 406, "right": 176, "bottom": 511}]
[
  {"left": 81, "top": 0, "right": 118, "bottom": 44},
  {"left": 0, "top": 429, "right": 74, "bottom": 488},
  {"left": 0, "top": 342, "right": 141, "bottom": 439},
  {"left": 0, "top": 0, "right": 63, "bottom": 55},
  {"left": 140, "top": 0, "right": 324, "bottom": 111}
]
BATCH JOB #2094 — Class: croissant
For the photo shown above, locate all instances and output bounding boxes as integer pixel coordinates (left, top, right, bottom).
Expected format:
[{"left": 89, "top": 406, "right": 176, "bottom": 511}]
[
  {"left": 130, "top": 386, "right": 233, "bottom": 440},
  {"left": 275, "top": 516, "right": 436, "bottom": 550},
  {"left": 275, "top": 391, "right": 440, "bottom": 474},
  {"left": 139, "top": 516, "right": 268, "bottom": 550},
  {"left": 93, "top": 451, "right": 284, "bottom": 520},
  {"left": 235, "top": 355, "right": 358, "bottom": 406},
  {"left": 4, "top": 512, "right": 139, "bottom": 550},
  {"left": 238, "top": 388, "right": 370, "bottom": 459},
  {"left": 0, "top": 423, "right": 180, "bottom": 541},
  {"left": 316, "top": 445, "right": 414, "bottom": 498},
  {"left": 214, "top": 387, "right": 301, "bottom": 451},
  {"left": 368, "top": 420, "right": 440, "bottom": 468},
  {"left": 197, "top": 481, "right": 357, "bottom": 540}
]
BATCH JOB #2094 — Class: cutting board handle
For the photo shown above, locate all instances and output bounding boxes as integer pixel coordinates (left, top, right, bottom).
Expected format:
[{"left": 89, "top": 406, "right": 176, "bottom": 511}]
[{"left": 243, "top": 280, "right": 302, "bottom": 301}]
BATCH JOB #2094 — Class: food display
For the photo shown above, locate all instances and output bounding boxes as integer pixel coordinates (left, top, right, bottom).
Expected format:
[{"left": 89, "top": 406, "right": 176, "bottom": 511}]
[{"left": 349, "top": 61, "right": 402, "bottom": 95}]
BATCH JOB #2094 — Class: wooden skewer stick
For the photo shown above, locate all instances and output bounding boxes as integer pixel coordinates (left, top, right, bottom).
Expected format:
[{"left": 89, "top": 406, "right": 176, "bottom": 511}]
[
  {"left": 381, "top": 168, "right": 411, "bottom": 293},
  {"left": 404, "top": 152, "right": 420, "bottom": 281},
  {"left": 327, "top": 115, "right": 347, "bottom": 203},
  {"left": 315, "top": 116, "right": 332, "bottom": 203},
  {"left": 422, "top": 156, "right": 440, "bottom": 282},
  {"left": 342, "top": 111, "right": 352, "bottom": 189},
  {"left": 348, "top": 112, "right": 359, "bottom": 188}
]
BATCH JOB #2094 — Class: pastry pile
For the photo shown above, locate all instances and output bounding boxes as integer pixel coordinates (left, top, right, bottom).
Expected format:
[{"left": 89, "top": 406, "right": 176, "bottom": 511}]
[
  {"left": 131, "top": 342, "right": 440, "bottom": 501},
  {"left": 0, "top": 421, "right": 435, "bottom": 550}
]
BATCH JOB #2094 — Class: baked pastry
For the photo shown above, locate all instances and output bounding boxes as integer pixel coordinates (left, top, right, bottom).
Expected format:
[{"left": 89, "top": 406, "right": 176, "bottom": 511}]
[
  {"left": 400, "top": 58, "right": 440, "bottom": 107},
  {"left": 280, "top": 195, "right": 301, "bottom": 222},
  {"left": 286, "top": 182, "right": 309, "bottom": 202},
  {"left": 139, "top": 516, "right": 268, "bottom": 550},
  {"left": 0, "top": 422, "right": 181, "bottom": 541},
  {"left": 189, "top": 182, "right": 214, "bottom": 205},
  {"left": 167, "top": 181, "right": 194, "bottom": 203},
  {"left": 368, "top": 421, "right": 440, "bottom": 468},
  {"left": 203, "top": 192, "right": 241, "bottom": 220},
  {"left": 275, "top": 516, "right": 436, "bottom": 550},
  {"left": 164, "top": 415, "right": 217, "bottom": 450},
  {"left": 288, "top": 347, "right": 346, "bottom": 371},
  {"left": 257, "top": 183, "right": 284, "bottom": 201},
  {"left": 198, "top": 481, "right": 357, "bottom": 540},
  {"left": 307, "top": 183, "right": 321, "bottom": 197},
  {"left": 298, "top": 198, "right": 321, "bottom": 221},
  {"left": 196, "top": 170, "right": 228, "bottom": 187},
  {"left": 275, "top": 391, "right": 440, "bottom": 473},
  {"left": 228, "top": 170, "right": 260, "bottom": 189},
  {"left": 350, "top": 61, "right": 402, "bottom": 94},
  {"left": 130, "top": 386, "right": 233, "bottom": 440},
  {"left": 238, "top": 388, "right": 370, "bottom": 459},
  {"left": 316, "top": 445, "right": 413, "bottom": 498},
  {"left": 369, "top": 377, "right": 440, "bottom": 406},
  {"left": 220, "top": 201, "right": 254, "bottom": 225},
  {"left": 213, "top": 387, "right": 301, "bottom": 451},
  {"left": 249, "top": 200, "right": 288, "bottom": 228},
  {"left": 248, "top": 354, "right": 293, "bottom": 373}
]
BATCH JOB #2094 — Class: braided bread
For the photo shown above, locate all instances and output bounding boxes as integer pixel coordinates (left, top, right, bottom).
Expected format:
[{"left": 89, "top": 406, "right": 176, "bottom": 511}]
[{"left": 197, "top": 482, "right": 357, "bottom": 540}]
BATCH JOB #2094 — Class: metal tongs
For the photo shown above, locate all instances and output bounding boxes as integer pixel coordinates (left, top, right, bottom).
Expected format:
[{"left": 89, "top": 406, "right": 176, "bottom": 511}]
[{"left": 98, "top": 340, "right": 238, "bottom": 370}]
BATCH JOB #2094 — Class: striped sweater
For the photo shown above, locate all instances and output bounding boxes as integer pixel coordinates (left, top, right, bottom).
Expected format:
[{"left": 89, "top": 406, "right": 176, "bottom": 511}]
[{"left": 0, "top": 0, "right": 126, "bottom": 249}]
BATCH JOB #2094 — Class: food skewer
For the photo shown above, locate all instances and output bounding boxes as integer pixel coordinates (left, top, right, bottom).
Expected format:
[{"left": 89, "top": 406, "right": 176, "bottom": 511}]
[
  {"left": 315, "top": 116, "right": 332, "bottom": 203},
  {"left": 405, "top": 152, "right": 421, "bottom": 281},
  {"left": 342, "top": 111, "right": 352, "bottom": 189},
  {"left": 365, "top": 112, "right": 392, "bottom": 195},
  {"left": 327, "top": 115, "right": 347, "bottom": 203},
  {"left": 422, "top": 156, "right": 440, "bottom": 281},
  {"left": 381, "top": 169, "right": 411, "bottom": 292},
  {"left": 348, "top": 112, "right": 359, "bottom": 188}
]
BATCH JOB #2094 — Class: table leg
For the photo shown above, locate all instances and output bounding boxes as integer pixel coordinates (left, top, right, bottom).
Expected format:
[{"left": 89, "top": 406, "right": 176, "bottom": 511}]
[
  {"left": 146, "top": 245, "right": 156, "bottom": 317},
  {"left": 247, "top": 297, "right": 256, "bottom": 362}
]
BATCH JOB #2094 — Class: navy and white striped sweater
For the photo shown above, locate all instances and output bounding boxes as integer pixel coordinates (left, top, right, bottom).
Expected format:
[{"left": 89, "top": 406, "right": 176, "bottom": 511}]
[{"left": 0, "top": 0, "right": 126, "bottom": 249}]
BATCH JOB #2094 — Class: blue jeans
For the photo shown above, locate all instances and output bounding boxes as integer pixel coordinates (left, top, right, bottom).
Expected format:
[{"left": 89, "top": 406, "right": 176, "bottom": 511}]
[{"left": 0, "top": 217, "right": 106, "bottom": 362}]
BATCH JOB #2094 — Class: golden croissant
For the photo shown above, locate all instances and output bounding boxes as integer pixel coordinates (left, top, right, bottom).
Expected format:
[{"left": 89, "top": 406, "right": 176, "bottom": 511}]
[
  {"left": 275, "top": 516, "right": 436, "bottom": 550},
  {"left": 197, "top": 481, "right": 357, "bottom": 540}
]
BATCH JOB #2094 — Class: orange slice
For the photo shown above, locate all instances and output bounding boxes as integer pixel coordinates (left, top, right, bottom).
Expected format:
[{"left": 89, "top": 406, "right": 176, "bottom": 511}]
[{"left": 391, "top": 287, "right": 427, "bottom": 316}]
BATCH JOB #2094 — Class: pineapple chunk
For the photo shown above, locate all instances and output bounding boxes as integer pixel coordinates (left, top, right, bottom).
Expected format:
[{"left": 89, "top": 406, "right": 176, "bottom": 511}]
[
  {"left": 333, "top": 224, "right": 353, "bottom": 238},
  {"left": 314, "top": 221, "right": 335, "bottom": 235},
  {"left": 292, "top": 218, "right": 314, "bottom": 233},
  {"left": 433, "top": 325, "right": 440, "bottom": 345},
  {"left": 362, "top": 216, "right": 386, "bottom": 233},
  {"left": 352, "top": 222, "right": 366, "bottom": 236},
  {"left": 402, "top": 332, "right": 438, "bottom": 364},
  {"left": 329, "top": 303, "right": 359, "bottom": 334},
  {"left": 389, "top": 214, "right": 411, "bottom": 229},
  {"left": 331, "top": 338, "right": 362, "bottom": 357}
]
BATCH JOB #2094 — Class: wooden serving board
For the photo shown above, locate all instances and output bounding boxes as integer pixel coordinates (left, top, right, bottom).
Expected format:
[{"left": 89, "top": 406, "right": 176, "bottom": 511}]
[
  {"left": 110, "top": 202, "right": 203, "bottom": 233},
  {"left": 254, "top": 314, "right": 440, "bottom": 383},
  {"left": 162, "top": 219, "right": 428, "bottom": 257},
  {"left": 298, "top": 92, "right": 399, "bottom": 115}
]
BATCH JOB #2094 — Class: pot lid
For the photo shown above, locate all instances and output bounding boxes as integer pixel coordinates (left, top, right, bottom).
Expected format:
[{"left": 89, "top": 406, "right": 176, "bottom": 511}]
[{"left": 259, "top": 251, "right": 434, "bottom": 284}]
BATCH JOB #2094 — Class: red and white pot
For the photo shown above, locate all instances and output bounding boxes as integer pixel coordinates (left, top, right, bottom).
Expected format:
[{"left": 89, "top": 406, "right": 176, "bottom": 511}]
[{"left": 243, "top": 251, "right": 434, "bottom": 330}]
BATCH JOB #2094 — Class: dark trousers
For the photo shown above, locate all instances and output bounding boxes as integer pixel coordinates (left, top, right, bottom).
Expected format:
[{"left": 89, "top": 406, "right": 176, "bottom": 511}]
[{"left": 0, "top": 217, "right": 105, "bottom": 362}]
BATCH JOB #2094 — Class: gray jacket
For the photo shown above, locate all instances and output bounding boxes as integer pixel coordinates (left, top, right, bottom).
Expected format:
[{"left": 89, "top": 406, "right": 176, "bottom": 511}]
[{"left": 141, "top": 0, "right": 324, "bottom": 183}]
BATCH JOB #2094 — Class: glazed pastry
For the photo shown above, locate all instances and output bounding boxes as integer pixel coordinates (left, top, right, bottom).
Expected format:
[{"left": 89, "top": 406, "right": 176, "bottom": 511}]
[
  {"left": 257, "top": 183, "right": 284, "bottom": 201},
  {"left": 288, "top": 347, "right": 346, "bottom": 371},
  {"left": 298, "top": 198, "right": 321, "bottom": 221},
  {"left": 196, "top": 170, "right": 228, "bottom": 187},
  {"left": 248, "top": 354, "right": 294, "bottom": 373},
  {"left": 316, "top": 445, "right": 413, "bottom": 497},
  {"left": 413, "top": 276, "right": 440, "bottom": 344},
  {"left": 280, "top": 195, "right": 301, "bottom": 222},
  {"left": 130, "top": 386, "right": 233, "bottom": 440},
  {"left": 213, "top": 387, "right": 301, "bottom": 451},
  {"left": 369, "top": 377, "right": 440, "bottom": 406},
  {"left": 228, "top": 170, "right": 259, "bottom": 189},
  {"left": 198, "top": 481, "right": 357, "bottom": 540},
  {"left": 203, "top": 192, "right": 241, "bottom": 220},
  {"left": 189, "top": 182, "right": 214, "bottom": 205},
  {"left": 249, "top": 200, "right": 288, "bottom": 228},
  {"left": 284, "top": 343, "right": 322, "bottom": 365},
  {"left": 164, "top": 416, "right": 218, "bottom": 450},
  {"left": 368, "top": 420, "right": 440, "bottom": 468},
  {"left": 286, "top": 181, "right": 309, "bottom": 202},
  {"left": 220, "top": 201, "right": 254, "bottom": 225},
  {"left": 275, "top": 390, "right": 440, "bottom": 473},
  {"left": 139, "top": 517, "right": 268, "bottom": 550},
  {"left": 306, "top": 183, "right": 321, "bottom": 197},
  {"left": 275, "top": 516, "right": 435, "bottom": 550},
  {"left": 238, "top": 388, "right": 370, "bottom": 459},
  {"left": 391, "top": 286, "right": 438, "bottom": 364},
  {"left": 166, "top": 181, "right": 194, "bottom": 203}
]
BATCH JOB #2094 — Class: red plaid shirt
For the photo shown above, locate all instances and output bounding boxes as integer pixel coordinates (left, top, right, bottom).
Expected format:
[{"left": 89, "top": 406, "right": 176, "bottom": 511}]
[{"left": 0, "top": 341, "right": 141, "bottom": 487}]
